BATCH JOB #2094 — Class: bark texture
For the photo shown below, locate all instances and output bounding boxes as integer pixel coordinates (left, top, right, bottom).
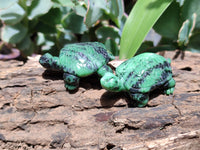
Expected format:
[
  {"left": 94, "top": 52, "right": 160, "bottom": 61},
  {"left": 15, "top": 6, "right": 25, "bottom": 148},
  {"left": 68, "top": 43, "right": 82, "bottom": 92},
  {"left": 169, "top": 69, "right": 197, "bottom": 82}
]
[{"left": 0, "top": 51, "right": 200, "bottom": 150}]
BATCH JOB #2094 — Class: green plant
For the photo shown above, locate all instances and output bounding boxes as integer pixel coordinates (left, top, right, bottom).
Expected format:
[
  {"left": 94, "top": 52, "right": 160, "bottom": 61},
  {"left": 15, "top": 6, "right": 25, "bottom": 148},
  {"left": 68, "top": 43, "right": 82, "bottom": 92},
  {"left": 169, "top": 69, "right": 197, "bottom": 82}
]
[
  {"left": 119, "top": 0, "right": 173, "bottom": 59},
  {"left": 155, "top": 0, "right": 200, "bottom": 53},
  {"left": 0, "top": 0, "right": 126, "bottom": 57},
  {"left": 137, "top": 0, "right": 200, "bottom": 58},
  {"left": 2, "top": 0, "right": 198, "bottom": 60}
]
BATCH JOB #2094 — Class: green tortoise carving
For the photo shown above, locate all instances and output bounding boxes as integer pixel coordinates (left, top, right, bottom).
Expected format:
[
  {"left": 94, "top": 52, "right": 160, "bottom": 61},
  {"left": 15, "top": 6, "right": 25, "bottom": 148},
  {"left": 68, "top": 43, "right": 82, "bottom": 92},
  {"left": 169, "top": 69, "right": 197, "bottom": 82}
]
[
  {"left": 39, "top": 42, "right": 115, "bottom": 90},
  {"left": 100, "top": 53, "right": 176, "bottom": 107}
]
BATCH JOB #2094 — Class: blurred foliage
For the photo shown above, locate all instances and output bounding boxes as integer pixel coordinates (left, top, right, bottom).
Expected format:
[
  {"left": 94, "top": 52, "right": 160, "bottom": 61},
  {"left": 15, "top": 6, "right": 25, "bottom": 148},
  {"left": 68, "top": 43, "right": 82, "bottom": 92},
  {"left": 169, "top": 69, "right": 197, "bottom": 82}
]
[
  {"left": 137, "top": 0, "right": 200, "bottom": 56},
  {"left": 0, "top": 0, "right": 126, "bottom": 57},
  {"left": 1, "top": 0, "right": 200, "bottom": 59}
]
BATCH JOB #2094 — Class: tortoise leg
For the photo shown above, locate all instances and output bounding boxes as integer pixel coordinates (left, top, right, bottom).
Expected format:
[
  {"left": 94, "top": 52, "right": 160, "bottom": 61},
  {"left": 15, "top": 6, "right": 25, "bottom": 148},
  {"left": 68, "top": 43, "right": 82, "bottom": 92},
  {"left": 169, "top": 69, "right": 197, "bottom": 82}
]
[
  {"left": 129, "top": 93, "right": 149, "bottom": 107},
  {"left": 97, "top": 64, "right": 113, "bottom": 77},
  {"left": 164, "top": 78, "right": 175, "bottom": 95},
  {"left": 63, "top": 73, "right": 80, "bottom": 90}
]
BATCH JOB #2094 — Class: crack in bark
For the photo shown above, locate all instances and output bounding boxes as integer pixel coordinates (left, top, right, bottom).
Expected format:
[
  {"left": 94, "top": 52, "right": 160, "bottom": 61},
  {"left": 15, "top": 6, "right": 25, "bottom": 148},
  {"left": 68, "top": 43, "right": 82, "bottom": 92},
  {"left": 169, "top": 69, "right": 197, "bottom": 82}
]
[
  {"left": 4, "top": 85, "right": 27, "bottom": 88},
  {"left": 0, "top": 103, "right": 11, "bottom": 109},
  {"left": 100, "top": 143, "right": 117, "bottom": 150},
  {"left": 187, "top": 90, "right": 200, "bottom": 93},
  {"left": 11, "top": 120, "right": 31, "bottom": 131},
  {"left": 159, "top": 123, "right": 173, "bottom": 130},
  {"left": 30, "top": 120, "right": 68, "bottom": 125},
  {"left": 172, "top": 95, "right": 182, "bottom": 116},
  {"left": 116, "top": 124, "right": 140, "bottom": 133}
]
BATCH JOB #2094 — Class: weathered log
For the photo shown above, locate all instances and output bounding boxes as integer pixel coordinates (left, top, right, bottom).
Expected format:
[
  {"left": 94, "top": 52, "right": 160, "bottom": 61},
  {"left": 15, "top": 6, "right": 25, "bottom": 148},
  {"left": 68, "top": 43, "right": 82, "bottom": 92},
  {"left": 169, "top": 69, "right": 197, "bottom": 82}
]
[{"left": 0, "top": 52, "right": 199, "bottom": 149}]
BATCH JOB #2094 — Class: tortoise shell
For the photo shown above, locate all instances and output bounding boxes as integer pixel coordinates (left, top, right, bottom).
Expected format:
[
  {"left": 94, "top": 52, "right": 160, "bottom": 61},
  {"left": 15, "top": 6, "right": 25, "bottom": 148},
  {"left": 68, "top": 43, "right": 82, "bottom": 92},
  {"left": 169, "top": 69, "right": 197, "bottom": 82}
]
[
  {"left": 59, "top": 42, "right": 114, "bottom": 77},
  {"left": 116, "top": 53, "right": 173, "bottom": 93}
]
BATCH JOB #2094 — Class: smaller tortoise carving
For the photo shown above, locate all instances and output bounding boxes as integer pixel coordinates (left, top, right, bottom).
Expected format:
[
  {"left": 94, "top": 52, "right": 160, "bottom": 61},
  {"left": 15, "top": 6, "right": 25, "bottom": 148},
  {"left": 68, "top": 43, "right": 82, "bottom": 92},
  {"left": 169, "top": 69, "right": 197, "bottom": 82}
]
[
  {"left": 39, "top": 42, "right": 115, "bottom": 90},
  {"left": 100, "top": 53, "right": 176, "bottom": 107}
]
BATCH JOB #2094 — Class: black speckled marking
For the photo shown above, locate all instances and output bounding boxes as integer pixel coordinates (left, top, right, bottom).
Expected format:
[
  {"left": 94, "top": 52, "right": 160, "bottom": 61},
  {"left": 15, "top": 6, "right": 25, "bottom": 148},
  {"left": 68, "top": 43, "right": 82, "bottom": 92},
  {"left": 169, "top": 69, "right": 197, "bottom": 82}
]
[
  {"left": 94, "top": 47, "right": 110, "bottom": 60},
  {"left": 40, "top": 55, "right": 51, "bottom": 68},
  {"left": 126, "top": 72, "right": 134, "bottom": 81},
  {"left": 77, "top": 52, "right": 98, "bottom": 70},
  {"left": 66, "top": 48, "right": 97, "bottom": 69},
  {"left": 63, "top": 73, "right": 79, "bottom": 85},
  {"left": 51, "top": 59, "right": 61, "bottom": 70},
  {"left": 63, "top": 42, "right": 111, "bottom": 62},
  {"left": 64, "top": 67, "right": 75, "bottom": 75},
  {"left": 129, "top": 61, "right": 171, "bottom": 93},
  {"left": 82, "top": 42, "right": 110, "bottom": 60}
]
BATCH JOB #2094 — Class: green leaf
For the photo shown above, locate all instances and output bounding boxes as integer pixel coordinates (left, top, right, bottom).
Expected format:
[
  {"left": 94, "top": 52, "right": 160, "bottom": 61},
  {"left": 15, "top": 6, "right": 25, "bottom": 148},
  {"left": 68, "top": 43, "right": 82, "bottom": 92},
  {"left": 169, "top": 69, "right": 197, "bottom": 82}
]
[
  {"left": 57, "top": 6, "right": 71, "bottom": 19},
  {"left": 34, "top": 8, "right": 62, "bottom": 34},
  {"left": 16, "top": 35, "right": 34, "bottom": 56},
  {"left": 105, "top": 0, "right": 124, "bottom": 27},
  {"left": 39, "top": 8, "right": 62, "bottom": 25},
  {"left": 37, "top": 30, "right": 76, "bottom": 55},
  {"left": 41, "top": 41, "right": 55, "bottom": 52},
  {"left": 136, "top": 41, "right": 154, "bottom": 55},
  {"left": 188, "top": 32, "right": 200, "bottom": 50},
  {"left": 34, "top": 21, "right": 57, "bottom": 34},
  {"left": 1, "top": 23, "right": 27, "bottom": 44},
  {"left": 178, "top": 13, "right": 196, "bottom": 47},
  {"left": 104, "top": 38, "right": 119, "bottom": 56},
  {"left": 118, "top": 14, "right": 127, "bottom": 36},
  {"left": 153, "top": 1, "right": 181, "bottom": 40},
  {"left": 54, "top": 0, "right": 75, "bottom": 7},
  {"left": 119, "top": 0, "right": 173, "bottom": 59},
  {"left": 37, "top": 32, "right": 46, "bottom": 45},
  {"left": 175, "top": 0, "right": 185, "bottom": 6},
  {"left": 74, "top": 5, "right": 87, "bottom": 17},
  {"left": 0, "top": 0, "right": 18, "bottom": 9},
  {"left": 62, "top": 12, "right": 87, "bottom": 34},
  {"left": 56, "top": 25, "right": 77, "bottom": 46},
  {"left": 182, "top": 0, "right": 200, "bottom": 29},
  {"left": 56, "top": 25, "right": 71, "bottom": 40},
  {"left": 84, "top": 0, "right": 106, "bottom": 27},
  {"left": 95, "top": 26, "right": 120, "bottom": 44},
  {"left": 58, "top": 30, "right": 77, "bottom": 48},
  {"left": 80, "top": 33, "right": 90, "bottom": 42},
  {"left": 28, "top": 0, "right": 53, "bottom": 20},
  {"left": 39, "top": 34, "right": 56, "bottom": 52},
  {"left": 0, "top": 3, "right": 25, "bottom": 25}
]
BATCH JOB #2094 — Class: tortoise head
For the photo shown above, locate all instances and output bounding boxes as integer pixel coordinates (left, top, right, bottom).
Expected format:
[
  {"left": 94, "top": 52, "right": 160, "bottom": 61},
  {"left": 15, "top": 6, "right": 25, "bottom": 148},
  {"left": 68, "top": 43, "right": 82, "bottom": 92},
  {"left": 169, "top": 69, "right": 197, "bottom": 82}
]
[
  {"left": 100, "top": 72, "right": 125, "bottom": 92},
  {"left": 39, "top": 53, "right": 54, "bottom": 69},
  {"left": 39, "top": 53, "right": 60, "bottom": 70}
]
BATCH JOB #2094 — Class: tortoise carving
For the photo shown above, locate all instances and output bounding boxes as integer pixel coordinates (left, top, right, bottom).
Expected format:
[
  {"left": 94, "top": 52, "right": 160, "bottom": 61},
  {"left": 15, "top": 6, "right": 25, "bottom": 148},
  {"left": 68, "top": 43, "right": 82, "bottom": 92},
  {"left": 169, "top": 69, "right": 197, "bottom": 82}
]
[
  {"left": 100, "top": 53, "right": 176, "bottom": 107},
  {"left": 39, "top": 42, "right": 115, "bottom": 90}
]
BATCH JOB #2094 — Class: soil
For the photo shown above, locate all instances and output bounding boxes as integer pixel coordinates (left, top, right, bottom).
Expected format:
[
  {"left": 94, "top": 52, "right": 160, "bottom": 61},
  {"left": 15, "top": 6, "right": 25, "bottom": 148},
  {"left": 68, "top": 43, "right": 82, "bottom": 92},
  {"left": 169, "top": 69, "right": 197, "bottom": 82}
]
[{"left": 0, "top": 51, "right": 200, "bottom": 150}]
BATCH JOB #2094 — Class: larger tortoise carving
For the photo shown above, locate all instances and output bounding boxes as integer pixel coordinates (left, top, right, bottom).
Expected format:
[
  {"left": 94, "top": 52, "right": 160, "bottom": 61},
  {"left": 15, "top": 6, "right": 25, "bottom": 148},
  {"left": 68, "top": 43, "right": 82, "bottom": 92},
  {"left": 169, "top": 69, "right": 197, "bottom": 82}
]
[
  {"left": 39, "top": 42, "right": 115, "bottom": 90},
  {"left": 100, "top": 53, "right": 176, "bottom": 107}
]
